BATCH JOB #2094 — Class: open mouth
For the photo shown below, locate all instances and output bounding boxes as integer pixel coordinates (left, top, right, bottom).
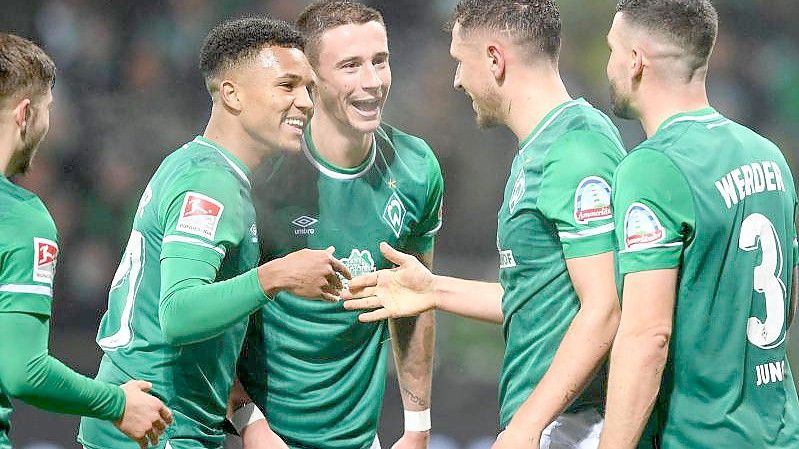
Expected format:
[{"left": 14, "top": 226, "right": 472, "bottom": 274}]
[
  {"left": 284, "top": 117, "right": 305, "bottom": 133},
  {"left": 350, "top": 98, "right": 381, "bottom": 118}
]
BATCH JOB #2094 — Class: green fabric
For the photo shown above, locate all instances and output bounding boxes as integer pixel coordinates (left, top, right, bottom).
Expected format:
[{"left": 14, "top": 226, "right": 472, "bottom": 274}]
[
  {"left": 496, "top": 98, "right": 625, "bottom": 427},
  {"left": 612, "top": 108, "right": 799, "bottom": 449},
  {"left": 159, "top": 258, "right": 266, "bottom": 346},
  {"left": 79, "top": 136, "right": 261, "bottom": 449},
  {"left": 238, "top": 123, "right": 443, "bottom": 449},
  {"left": 0, "top": 312, "right": 124, "bottom": 423}
]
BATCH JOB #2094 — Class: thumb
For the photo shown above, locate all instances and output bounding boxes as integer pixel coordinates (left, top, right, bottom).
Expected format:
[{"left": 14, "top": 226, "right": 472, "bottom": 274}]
[
  {"left": 131, "top": 380, "right": 152, "bottom": 392},
  {"left": 326, "top": 246, "right": 336, "bottom": 255},
  {"left": 380, "top": 242, "right": 412, "bottom": 266}
]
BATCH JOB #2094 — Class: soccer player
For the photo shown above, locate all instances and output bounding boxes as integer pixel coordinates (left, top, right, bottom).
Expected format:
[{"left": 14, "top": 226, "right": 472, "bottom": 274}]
[
  {"left": 0, "top": 32, "right": 171, "bottom": 449},
  {"left": 598, "top": 1, "right": 799, "bottom": 448},
  {"left": 343, "top": 1, "right": 625, "bottom": 448},
  {"left": 78, "top": 18, "right": 351, "bottom": 449},
  {"left": 232, "top": 2, "right": 442, "bottom": 448}
]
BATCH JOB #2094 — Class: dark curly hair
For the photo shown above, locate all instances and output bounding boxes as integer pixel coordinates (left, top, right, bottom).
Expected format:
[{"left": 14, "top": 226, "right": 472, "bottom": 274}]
[
  {"left": 450, "top": 0, "right": 561, "bottom": 62},
  {"left": 296, "top": 1, "right": 384, "bottom": 67},
  {"left": 199, "top": 16, "right": 304, "bottom": 94},
  {"left": 0, "top": 33, "right": 55, "bottom": 104},
  {"left": 617, "top": 0, "right": 718, "bottom": 70}
]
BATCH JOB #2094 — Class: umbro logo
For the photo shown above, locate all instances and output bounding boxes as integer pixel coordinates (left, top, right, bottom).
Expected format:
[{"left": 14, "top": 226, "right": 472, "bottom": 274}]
[{"left": 292, "top": 215, "right": 318, "bottom": 235}]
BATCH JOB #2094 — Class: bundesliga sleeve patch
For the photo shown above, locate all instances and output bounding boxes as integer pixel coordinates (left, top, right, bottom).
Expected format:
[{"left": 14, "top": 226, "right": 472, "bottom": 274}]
[
  {"left": 623, "top": 202, "right": 665, "bottom": 250},
  {"left": 574, "top": 176, "right": 612, "bottom": 224},
  {"left": 175, "top": 192, "right": 225, "bottom": 240},
  {"left": 33, "top": 237, "right": 58, "bottom": 284}
]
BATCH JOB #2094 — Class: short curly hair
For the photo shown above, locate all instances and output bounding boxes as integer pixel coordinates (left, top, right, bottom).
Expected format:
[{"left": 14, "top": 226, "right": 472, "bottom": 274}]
[
  {"left": 450, "top": 0, "right": 561, "bottom": 62},
  {"left": 296, "top": 1, "right": 385, "bottom": 67},
  {"left": 617, "top": 0, "right": 718, "bottom": 70},
  {"left": 199, "top": 16, "right": 304, "bottom": 94},
  {"left": 0, "top": 33, "right": 55, "bottom": 105}
]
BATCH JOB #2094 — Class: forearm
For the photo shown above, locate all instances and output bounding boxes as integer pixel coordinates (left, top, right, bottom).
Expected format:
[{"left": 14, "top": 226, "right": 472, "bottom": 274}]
[
  {"left": 160, "top": 258, "right": 267, "bottom": 346},
  {"left": 390, "top": 311, "right": 435, "bottom": 411},
  {"left": 0, "top": 312, "right": 124, "bottom": 421},
  {"left": 599, "top": 330, "right": 669, "bottom": 449},
  {"left": 433, "top": 276, "right": 503, "bottom": 324},
  {"left": 509, "top": 304, "right": 619, "bottom": 431}
]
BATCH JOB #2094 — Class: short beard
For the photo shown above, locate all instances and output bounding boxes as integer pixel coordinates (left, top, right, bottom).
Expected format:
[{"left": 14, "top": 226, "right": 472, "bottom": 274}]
[
  {"left": 609, "top": 81, "right": 637, "bottom": 120},
  {"left": 10, "top": 125, "right": 44, "bottom": 176},
  {"left": 472, "top": 90, "right": 504, "bottom": 129}
]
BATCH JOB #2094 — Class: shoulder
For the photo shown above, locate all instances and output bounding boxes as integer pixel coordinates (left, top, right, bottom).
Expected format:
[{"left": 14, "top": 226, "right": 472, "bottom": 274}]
[
  {"left": 159, "top": 141, "right": 246, "bottom": 193},
  {"left": 377, "top": 123, "right": 441, "bottom": 181},
  {"left": 0, "top": 186, "right": 56, "bottom": 238}
]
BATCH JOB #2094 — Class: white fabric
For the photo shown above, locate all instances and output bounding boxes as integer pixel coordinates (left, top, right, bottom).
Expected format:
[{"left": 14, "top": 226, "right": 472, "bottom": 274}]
[
  {"left": 539, "top": 408, "right": 603, "bottom": 449},
  {"left": 404, "top": 408, "right": 432, "bottom": 431},
  {"left": 369, "top": 435, "right": 382, "bottom": 449}
]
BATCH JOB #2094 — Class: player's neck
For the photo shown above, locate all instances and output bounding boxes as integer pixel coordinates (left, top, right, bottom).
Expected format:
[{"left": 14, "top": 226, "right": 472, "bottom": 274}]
[
  {"left": 638, "top": 79, "right": 711, "bottom": 138},
  {"left": 504, "top": 68, "right": 572, "bottom": 143},
  {"left": 203, "top": 112, "right": 262, "bottom": 170},
  {"left": 309, "top": 111, "right": 373, "bottom": 169},
  {"left": 0, "top": 129, "right": 18, "bottom": 177}
]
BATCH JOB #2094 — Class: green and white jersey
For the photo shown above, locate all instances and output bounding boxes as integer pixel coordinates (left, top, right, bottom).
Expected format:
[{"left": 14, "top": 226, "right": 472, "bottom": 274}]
[
  {"left": 613, "top": 108, "right": 799, "bottom": 449},
  {"left": 78, "top": 136, "right": 260, "bottom": 449},
  {"left": 238, "top": 123, "right": 443, "bottom": 449},
  {"left": 0, "top": 176, "right": 59, "bottom": 449},
  {"left": 496, "top": 98, "right": 625, "bottom": 428}
]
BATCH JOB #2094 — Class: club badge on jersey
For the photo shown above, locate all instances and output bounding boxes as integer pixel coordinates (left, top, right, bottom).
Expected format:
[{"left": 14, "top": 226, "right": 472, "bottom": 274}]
[
  {"left": 574, "top": 176, "right": 612, "bottom": 224},
  {"left": 383, "top": 192, "right": 407, "bottom": 238},
  {"left": 33, "top": 237, "right": 58, "bottom": 284},
  {"left": 623, "top": 203, "right": 665, "bottom": 250},
  {"left": 339, "top": 249, "right": 376, "bottom": 289},
  {"left": 176, "top": 192, "right": 224, "bottom": 240}
]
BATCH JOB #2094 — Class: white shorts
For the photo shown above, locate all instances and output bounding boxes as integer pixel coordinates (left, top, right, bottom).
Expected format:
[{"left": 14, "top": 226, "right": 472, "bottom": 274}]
[{"left": 539, "top": 408, "right": 603, "bottom": 449}]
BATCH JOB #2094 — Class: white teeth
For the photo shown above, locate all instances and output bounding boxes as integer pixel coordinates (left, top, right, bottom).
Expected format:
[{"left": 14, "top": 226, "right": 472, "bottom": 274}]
[{"left": 285, "top": 118, "right": 304, "bottom": 127}]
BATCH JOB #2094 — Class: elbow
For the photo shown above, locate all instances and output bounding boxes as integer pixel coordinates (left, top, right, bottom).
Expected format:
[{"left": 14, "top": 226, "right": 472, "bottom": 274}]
[
  {"left": 158, "top": 305, "right": 189, "bottom": 346},
  {"left": 0, "top": 365, "right": 38, "bottom": 401},
  {"left": 612, "top": 324, "right": 672, "bottom": 367}
]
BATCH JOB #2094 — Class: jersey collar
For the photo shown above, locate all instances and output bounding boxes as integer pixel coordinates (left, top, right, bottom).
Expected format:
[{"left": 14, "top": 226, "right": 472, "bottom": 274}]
[
  {"left": 192, "top": 136, "right": 252, "bottom": 187},
  {"left": 518, "top": 98, "right": 590, "bottom": 154},
  {"left": 301, "top": 124, "right": 377, "bottom": 180},
  {"left": 656, "top": 107, "right": 722, "bottom": 134}
]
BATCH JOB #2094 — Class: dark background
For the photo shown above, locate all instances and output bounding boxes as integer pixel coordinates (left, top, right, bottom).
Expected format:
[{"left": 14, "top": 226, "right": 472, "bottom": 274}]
[{"left": 1, "top": 1, "right": 798, "bottom": 448}]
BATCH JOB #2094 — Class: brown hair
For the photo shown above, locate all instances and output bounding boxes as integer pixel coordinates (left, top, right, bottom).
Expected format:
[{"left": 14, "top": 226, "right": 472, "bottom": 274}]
[
  {"left": 0, "top": 33, "right": 56, "bottom": 105},
  {"left": 296, "top": 0, "right": 385, "bottom": 66}
]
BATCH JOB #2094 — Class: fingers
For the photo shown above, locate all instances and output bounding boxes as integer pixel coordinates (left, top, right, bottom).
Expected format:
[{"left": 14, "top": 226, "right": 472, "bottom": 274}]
[
  {"left": 147, "top": 429, "right": 159, "bottom": 446},
  {"left": 325, "top": 273, "right": 343, "bottom": 291},
  {"left": 345, "top": 272, "right": 379, "bottom": 292},
  {"left": 153, "top": 419, "right": 167, "bottom": 432},
  {"left": 138, "top": 438, "right": 147, "bottom": 449},
  {"left": 131, "top": 380, "right": 152, "bottom": 392},
  {"left": 160, "top": 405, "right": 173, "bottom": 424},
  {"left": 342, "top": 296, "right": 382, "bottom": 310},
  {"left": 358, "top": 308, "right": 392, "bottom": 323},
  {"left": 321, "top": 292, "right": 340, "bottom": 302},
  {"left": 379, "top": 242, "right": 413, "bottom": 266},
  {"left": 330, "top": 256, "right": 352, "bottom": 280}
]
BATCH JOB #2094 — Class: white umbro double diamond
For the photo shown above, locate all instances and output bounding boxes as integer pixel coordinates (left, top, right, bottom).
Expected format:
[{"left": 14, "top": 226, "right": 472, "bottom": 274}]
[
  {"left": 383, "top": 192, "right": 406, "bottom": 238},
  {"left": 292, "top": 216, "right": 318, "bottom": 228}
]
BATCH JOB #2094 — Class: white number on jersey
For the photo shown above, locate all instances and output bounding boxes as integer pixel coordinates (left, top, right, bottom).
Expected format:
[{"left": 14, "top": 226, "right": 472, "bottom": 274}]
[{"left": 98, "top": 230, "right": 145, "bottom": 350}]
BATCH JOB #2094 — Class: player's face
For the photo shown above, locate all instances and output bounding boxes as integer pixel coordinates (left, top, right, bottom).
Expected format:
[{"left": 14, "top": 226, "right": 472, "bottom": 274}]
[
  {"left": 606, "top": 13, "right": 638, "bottom": 120},
  {"left": 12, "top": 89, "right": 53, "bottom": 175},
  {"left": 450, "top": 23, "right": 503, "bottom": 128},
  {"left": 237, "top": 46, "right": 314, "bottom": 153},
  {"left": 312, "top": 21, "right": 391, "bottom": 134}
]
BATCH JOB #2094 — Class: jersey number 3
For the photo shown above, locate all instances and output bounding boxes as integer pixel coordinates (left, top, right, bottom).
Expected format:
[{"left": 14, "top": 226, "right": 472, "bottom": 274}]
[
  {"left": 99, "top": 230, "right": 145, "bottom": 350},
  {"left": 739, "top": 213, "right": 787, "bottom": 350}
]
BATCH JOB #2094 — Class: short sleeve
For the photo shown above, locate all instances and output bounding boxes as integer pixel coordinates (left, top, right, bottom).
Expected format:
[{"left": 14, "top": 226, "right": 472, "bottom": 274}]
[
  {"left": 405, "top": 150, "right": 444, "bottom": 255},
  {"left": 159, "top": 168, "right": 247, "bottom": 270},
  {"left": 613, "top": 148, "right": 695, "bottom": 274},
  {"left": 0, "top": 202, "right": 58, "bottom": 316},
  {"left": 538, "top": 131, "right": 623, "bottom": 259}
]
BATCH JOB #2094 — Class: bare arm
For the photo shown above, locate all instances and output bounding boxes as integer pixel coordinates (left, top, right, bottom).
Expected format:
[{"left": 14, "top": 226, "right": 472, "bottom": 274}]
[
  {"left": 503, "top": 252, "right": 620, "bottom": 443},
  {"left": 433, "top": 275, "right": 504, "bottom": 324},
  {"left": 598, "top": 269, "right": 678, "bottom": 449},
  {"left": 227, "top": 378, "right": 287, "bottom": 449}
]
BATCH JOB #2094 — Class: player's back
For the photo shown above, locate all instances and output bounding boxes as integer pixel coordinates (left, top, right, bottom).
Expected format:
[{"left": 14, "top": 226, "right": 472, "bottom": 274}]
[
  {"left": 639, "top": 110, "right": 799, "bottom": 448},
  {"left": 79, "top": 136, "right": 259, "bottom": 449}
]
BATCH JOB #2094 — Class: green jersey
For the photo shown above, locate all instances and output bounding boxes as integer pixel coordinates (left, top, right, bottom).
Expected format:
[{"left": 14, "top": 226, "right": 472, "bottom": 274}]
[
  {"left": 613, "top": 108, "right": 799, "bottom": 449},
  {"left": 496, "top": 98, "right": 626, "bottom": 427},
  {"left": 79, "top": 136, "right": 261, "bottom": 449},
  {"left": 0, "top": 176, "right": 59, "bottom": 448},
  {"left": 238, "top": 124, "right": 443, "bottom": 449}
]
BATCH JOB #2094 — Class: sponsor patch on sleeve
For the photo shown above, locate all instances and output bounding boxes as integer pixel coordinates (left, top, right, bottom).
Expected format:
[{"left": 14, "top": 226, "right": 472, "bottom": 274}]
[
  {"left": 33, "top": 237, "right": 59, "bottom": 284},
  {"left": 574, "top": 176, "right": 612, "bottom": 224},
  {"left": 175, "top": 192, "right": 225, "bottom": 240},
  {"left": 623, "top": 202, "right": 665, "bottom": 250}
]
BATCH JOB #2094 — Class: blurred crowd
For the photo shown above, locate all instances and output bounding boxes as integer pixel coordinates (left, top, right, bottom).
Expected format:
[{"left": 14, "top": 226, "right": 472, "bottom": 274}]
[{"left": 1, "top": 0, "right": 797, "bottom": 371}]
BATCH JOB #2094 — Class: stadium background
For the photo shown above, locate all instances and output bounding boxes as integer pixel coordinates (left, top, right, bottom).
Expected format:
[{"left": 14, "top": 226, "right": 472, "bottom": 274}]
[{"left": 1, "top": 0, "right": 798, "bottom": 447}]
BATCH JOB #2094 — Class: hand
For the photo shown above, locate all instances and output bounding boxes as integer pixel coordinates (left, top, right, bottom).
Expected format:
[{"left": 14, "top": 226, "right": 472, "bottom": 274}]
[
  {"left": 259, "top": 246, "right": 352, "bottom": 301},
  {"left": 391, "top": 430, "right": 430, "bottom": 449},
  {"left": 341, "top": 242, "right": 436, "bottom": 322},
  {"left": 115, "top": 380, "right": 173, "bottom": 449},
  {"left": 491, "top": 427, "right": 540, "bottom": 449},
  {"left": 240, "top": 419, "right": 289, "bottom": 449}
]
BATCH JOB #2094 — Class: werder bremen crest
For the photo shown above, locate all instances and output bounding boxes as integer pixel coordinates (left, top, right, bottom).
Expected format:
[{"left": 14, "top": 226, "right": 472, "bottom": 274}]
[
  {"left": 383, "top": 191, "right": 407, "bottom": 238},
  {"left": 339, "top": 249, "right": 376, "bottom": 288}
]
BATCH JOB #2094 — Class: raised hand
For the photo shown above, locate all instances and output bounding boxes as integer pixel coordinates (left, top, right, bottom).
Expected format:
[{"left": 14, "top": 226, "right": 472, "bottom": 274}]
[
  {"left": 341, "top": 242, "right": 436, "bottom": 322},
  {"left": 259, "top": 246, "right": 352, "bottom": 301},
  {"left": 115, "top": 380, "right": 173, "bottom": 449}
]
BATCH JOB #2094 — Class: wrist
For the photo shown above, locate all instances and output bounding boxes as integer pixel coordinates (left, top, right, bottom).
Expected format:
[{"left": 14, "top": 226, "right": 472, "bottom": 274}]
[
  {"left": 231, "top": 402, "right": 266, "bottom": 435},
  {"left": 257, "top": 261, "right": 282, "bottom": 298},
  {"left": 430, "top": 275, "right": 443, "bottom": 310},
  {"left": 404, "top": 408, "right": 431, "bottom": 432}
]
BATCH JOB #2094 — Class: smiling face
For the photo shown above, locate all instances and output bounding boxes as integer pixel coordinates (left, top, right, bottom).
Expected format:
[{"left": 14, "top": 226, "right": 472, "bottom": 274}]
[
  {"left": 311, "top": 21, "right": 391, "bottom": 134},
  {"left": 234, "top": 46, "right": 314, "bottom": 153},
  {"left": 449, "top": 23, "right": 504, "bottom": 128}
]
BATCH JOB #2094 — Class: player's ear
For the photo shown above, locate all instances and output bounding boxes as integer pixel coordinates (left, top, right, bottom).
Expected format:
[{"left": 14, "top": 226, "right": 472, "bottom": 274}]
[
  {"left": 487, "top": 43, "right": 506, "bottom": 83},
  {"left": 12, "top": 98, "right": 31, "bottom": 134},
  {"left": 630, "top": 46, "right": 644, "bottom": 83},
  {"left": 219, "top": 79, "right": 243, "bottom": 113}
]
